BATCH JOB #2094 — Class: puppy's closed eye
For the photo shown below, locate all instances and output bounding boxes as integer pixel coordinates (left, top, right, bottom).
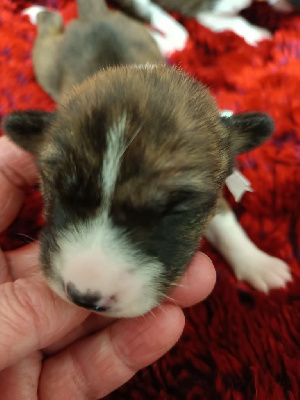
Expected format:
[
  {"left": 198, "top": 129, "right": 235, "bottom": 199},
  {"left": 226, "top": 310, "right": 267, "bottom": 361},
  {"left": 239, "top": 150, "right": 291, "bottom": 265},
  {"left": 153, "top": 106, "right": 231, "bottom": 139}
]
[
  {"left": 115, "top": 189, "right": 216, "bottom": 223},
  {"left": 154, "top": 189, "right": 216, "bottom": 216}
]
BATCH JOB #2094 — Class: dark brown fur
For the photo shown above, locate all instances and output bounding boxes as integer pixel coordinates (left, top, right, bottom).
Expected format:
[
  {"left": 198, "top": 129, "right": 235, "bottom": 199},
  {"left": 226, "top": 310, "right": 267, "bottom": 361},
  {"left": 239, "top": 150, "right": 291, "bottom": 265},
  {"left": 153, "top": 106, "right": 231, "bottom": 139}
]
[
  {"left": 2, "top": 65, "right": 274, "bottom": 288},
  {"left": 39, "top": 66, "right": 231, "bottom": 279},
  {"left": 1, "top": 0, "right": 276, "bottom": 313}
]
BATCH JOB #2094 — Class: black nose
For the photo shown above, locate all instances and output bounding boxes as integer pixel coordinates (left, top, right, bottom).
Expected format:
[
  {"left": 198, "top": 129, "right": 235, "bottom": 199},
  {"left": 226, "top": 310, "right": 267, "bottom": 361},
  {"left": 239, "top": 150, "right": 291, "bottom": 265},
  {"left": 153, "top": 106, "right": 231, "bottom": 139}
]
[{"left": 65, "top": 282, "right": 108, "bottom": 312}]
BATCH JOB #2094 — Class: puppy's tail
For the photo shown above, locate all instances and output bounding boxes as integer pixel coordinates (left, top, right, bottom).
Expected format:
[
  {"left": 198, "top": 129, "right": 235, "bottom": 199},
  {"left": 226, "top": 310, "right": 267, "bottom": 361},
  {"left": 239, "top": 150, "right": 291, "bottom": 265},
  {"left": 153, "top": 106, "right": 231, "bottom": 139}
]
[{"left": 76, "top": 0, "right": 110, "bottom": 21}]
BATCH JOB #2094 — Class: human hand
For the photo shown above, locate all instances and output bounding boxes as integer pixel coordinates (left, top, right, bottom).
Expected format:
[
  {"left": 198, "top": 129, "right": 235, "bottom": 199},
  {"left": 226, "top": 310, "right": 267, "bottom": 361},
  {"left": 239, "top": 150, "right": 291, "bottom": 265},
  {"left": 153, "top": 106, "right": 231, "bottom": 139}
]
[{"left": 0, "top": 135, "right": 216, "bottom": 399}]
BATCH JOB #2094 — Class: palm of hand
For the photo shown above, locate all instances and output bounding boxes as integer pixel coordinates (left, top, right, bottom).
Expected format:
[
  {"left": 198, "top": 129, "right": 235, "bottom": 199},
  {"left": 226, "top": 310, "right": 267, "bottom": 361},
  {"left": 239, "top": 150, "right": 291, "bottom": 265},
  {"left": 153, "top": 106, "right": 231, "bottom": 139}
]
[{"left": 0, "top": 136, "right": 215, "bottom": 399}]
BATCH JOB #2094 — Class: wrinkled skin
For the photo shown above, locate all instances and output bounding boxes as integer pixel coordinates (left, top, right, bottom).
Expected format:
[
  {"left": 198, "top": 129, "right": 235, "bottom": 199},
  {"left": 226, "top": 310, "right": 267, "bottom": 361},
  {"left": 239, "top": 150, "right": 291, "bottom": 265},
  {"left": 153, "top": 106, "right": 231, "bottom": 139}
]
[{"left": 0, "top": 135, "right": 216, "bottom": 399}]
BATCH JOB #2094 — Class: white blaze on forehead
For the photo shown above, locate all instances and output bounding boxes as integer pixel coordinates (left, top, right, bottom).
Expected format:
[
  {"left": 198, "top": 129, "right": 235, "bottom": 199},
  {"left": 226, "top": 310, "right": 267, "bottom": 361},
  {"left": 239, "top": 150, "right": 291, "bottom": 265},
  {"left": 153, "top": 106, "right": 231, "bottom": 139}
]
[
  {"left": 51, "top": 115, "right": 163, "bottom": 317},
  {"left": 101, "top": 112, "right": 141, "bottom": 211},
  {"left": 101, "top": 112, "right": 127, "bottom": 211}
]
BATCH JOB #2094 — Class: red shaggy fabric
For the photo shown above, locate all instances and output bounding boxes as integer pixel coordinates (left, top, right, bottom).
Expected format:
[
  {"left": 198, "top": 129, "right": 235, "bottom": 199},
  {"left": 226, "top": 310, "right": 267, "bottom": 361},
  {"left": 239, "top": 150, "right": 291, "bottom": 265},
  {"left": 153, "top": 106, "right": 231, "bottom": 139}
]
[{"left": 0, "top": 1, "right": 299, "bottom": 399}]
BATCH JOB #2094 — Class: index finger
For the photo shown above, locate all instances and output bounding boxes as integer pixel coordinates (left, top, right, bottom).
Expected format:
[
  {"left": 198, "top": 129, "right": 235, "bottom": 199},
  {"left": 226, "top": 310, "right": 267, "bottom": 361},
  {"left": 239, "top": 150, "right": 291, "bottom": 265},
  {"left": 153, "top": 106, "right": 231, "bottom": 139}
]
[
  {"left": 0, "top": 135, "right": 38, "bottom": 232},
  {"left": 0, "top": 276, "right": 89, "bottom": 371}
]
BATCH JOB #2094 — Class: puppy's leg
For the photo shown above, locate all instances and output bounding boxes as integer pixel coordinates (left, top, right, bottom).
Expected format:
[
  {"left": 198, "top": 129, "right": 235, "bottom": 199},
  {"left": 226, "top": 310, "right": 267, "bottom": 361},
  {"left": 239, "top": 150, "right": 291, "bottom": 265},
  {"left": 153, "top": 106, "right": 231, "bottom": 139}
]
[
  {"left": 205, "top": 198, "right": 292, "bottom": 292},
  {"left": 146, "top": 2, "right": 188, "bottom": 56},
  {"left": 196, "top": 13, "right": 271, "bottom": 46},
  {"left": 114, "top": 0, "right": 188, "bottom": 55}
]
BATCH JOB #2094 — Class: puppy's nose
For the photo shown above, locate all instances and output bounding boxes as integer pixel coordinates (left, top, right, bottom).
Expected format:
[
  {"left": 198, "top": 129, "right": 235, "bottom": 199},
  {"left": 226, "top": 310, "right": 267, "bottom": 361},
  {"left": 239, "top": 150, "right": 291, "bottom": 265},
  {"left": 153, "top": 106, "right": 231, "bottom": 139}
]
[{"left": 65, "top": 282, "right": 109, "bottom": 312}]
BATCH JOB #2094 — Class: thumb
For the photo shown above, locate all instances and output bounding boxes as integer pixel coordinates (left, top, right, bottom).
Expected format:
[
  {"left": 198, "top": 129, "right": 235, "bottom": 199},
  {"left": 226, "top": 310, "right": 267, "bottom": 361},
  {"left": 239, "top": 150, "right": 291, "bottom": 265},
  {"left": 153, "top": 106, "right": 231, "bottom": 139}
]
[
  {"left": 39, "top": 304, "right": 185, "bottom": 399},
  {"left": 0, "top": 276, "right": 89, "bottom": 371},
  {"left": 0, "top": 136, "right": 37, "bottom": 232}
]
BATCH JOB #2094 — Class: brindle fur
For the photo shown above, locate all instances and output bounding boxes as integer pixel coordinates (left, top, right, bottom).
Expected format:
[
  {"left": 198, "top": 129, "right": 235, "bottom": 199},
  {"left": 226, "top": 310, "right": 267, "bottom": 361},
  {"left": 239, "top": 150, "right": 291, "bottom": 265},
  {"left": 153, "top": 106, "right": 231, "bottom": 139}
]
[
  {"left": 2, "top": 65, "right": 274, "bottom": 286},
  {"left": 1, "top": 0, "right": 275, "bottom": 307}
]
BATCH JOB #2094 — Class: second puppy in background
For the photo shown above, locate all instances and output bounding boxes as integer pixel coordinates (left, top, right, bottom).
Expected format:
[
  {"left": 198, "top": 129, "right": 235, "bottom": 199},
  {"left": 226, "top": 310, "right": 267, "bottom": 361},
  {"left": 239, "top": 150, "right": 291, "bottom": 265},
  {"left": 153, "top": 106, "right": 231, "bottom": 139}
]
[
  {"left": 117, "top": 0, "right": 272, "bottom": 45},
  {"left": 32, "top": 0, "right": 164, "bottom": 101}
]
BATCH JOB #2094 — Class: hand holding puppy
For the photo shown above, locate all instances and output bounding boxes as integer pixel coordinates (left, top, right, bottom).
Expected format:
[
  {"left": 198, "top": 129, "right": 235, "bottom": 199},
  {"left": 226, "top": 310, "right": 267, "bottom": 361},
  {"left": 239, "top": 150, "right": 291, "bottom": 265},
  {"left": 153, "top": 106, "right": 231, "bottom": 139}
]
[{"left": 0, "top": 135, "right": 216, "bottom": 399}]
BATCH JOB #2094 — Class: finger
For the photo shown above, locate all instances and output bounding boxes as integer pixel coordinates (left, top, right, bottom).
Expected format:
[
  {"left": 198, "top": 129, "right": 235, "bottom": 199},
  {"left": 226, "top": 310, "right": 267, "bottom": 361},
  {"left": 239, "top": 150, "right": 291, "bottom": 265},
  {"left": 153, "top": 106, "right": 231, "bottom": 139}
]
[
  {"left": 0, "top": 276, "right": 90, "bottom": 371},
  {"left": 5, "top": 245, "right": 115, "bottom": 357},
  {"left": 39, "top": 305, "right": 184, "bottom": 400},
  {"left": 44, "top": 252, "right": 215, "bottom": 355},
  {"left": 5, "top": 242, "right": 40, "bottom": 280},
  {"left": 169, "top": 252, "right": 216, "bottom": 307},
  {"left": 0, "top": 352, "right": 41, "bottom": 400},
  {"left": 0, "top": 136, "right": 38, "bottom": 232},
  {"left": 6, "top": 245, "right": 215, "bottom": 358},
  {"left": 0, "top": 250, "right": 12, "bottom": 284},
  {"left": 44, "top": 313, "right": 115, "bottom": 356}
]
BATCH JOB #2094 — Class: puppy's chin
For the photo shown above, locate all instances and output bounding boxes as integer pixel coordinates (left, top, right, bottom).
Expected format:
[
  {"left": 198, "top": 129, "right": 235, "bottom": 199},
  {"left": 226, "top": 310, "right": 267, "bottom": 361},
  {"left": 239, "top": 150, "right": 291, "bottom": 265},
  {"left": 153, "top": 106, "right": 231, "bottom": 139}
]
[
  {"left": 42, "top": 216, "right": 165, "bottom": 318},
  {"left": 46, "top": 271, "right": 162, "bottom": 318}
]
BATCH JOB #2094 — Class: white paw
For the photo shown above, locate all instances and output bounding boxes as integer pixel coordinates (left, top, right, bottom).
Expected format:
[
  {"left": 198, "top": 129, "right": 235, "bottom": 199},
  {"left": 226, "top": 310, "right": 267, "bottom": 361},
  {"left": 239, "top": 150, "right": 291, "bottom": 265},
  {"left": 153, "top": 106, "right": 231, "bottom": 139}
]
[
  {"left": 150, "top": 31, "right": 188, "bottom": 56},
  {"left": 22, "top": 5, "right": 47, "bottom": 25},
  {"left": 241, "top": 26, "right": 272, "bottom": 46},
  {"left": 233, "top": 251, "right": 292, "bottom": 293},
  {"left": 147, "top": 3, "right": 188, "bottom": 56},
  {"left": 196, "top": 14, "right": 272, "bottom": 47}
]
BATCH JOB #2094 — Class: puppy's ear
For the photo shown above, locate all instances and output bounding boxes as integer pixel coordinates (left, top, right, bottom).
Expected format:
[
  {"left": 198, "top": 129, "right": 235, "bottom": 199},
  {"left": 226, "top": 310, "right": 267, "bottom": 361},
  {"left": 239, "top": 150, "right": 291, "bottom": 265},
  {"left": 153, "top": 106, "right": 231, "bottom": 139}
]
[
  {"left": 221, "top": 112, "right": 274, "bottom": 155},
  {"left": 1, "top": 110, "right": 53, "bottom": 155}
]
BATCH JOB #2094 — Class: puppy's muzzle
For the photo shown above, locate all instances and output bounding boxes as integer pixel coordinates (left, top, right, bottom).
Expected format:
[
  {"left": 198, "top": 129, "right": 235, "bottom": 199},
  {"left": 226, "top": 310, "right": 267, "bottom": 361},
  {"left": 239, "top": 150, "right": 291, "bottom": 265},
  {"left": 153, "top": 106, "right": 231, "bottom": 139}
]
[{"left": 65, "top": 282, "right": 115, "bottom": 312}]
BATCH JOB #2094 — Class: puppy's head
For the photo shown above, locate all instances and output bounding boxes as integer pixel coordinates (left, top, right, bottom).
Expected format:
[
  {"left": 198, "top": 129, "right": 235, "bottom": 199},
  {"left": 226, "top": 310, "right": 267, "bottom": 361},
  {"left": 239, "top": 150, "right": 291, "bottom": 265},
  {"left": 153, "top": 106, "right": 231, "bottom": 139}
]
[{"left": 2, "top": 65, "right": 274, "bottom": 317}]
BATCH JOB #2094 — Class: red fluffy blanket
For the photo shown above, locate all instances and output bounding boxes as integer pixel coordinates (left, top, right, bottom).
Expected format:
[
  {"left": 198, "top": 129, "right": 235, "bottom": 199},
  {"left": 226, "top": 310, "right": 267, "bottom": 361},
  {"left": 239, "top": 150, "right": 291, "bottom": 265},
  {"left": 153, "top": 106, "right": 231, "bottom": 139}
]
[{"left": 0, "top": 1, "right": 299, "bottom": 399}]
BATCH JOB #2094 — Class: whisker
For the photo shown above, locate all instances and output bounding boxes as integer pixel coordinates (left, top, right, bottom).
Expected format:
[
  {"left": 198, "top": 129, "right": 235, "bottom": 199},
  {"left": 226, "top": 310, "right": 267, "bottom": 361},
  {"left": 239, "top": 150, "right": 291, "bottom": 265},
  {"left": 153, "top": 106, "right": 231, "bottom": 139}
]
[
  {"left": 149, "top": 309, "right": 157, "bottom": 320},
  {"left": 16, "top": 233, "right": 36, "bottom": 243},
  {"left": 157, "top": 303, "right": 167, "bottom": 316},
  {"left": 163, "top": 294, "right": 177, "bottom": 304},
  {"left": 20, "top": 254, "right": 39, "bottom": 260},
  {"left": 120, "top": 124, "right": 143, "bottom": 158},
  {"left": 170, "top": 282, "right": 187, "bottom": 289}
]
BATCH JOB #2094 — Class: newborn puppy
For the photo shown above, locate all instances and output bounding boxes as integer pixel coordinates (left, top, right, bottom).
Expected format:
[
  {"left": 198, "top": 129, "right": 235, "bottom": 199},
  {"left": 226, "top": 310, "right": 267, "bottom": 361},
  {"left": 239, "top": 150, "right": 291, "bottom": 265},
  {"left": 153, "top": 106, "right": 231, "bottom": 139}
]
[
  {"left": 3, "top": 0, "right": 291, "bottom": 316},
  {"left": 2, "top": 65, "right": 290, "bottom": 318},
  {"left": 118, "top": 0, "right": 271, "bottom": 46},
  {"left": 32, "top": 0, "right": 164, "bottom": 101}
]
